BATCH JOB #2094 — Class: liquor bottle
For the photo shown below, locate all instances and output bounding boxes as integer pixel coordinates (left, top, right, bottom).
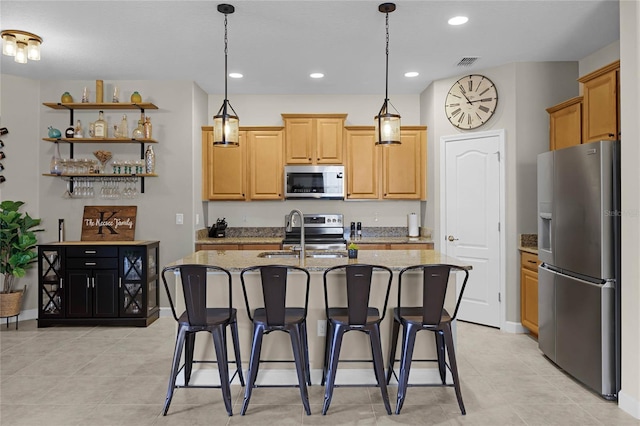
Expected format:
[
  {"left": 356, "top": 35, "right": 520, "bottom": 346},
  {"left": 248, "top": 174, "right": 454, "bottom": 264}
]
[
  {"left": 74, "top": 120, "right": 84, "bottom": 138},
  {"left": 145, "top": 145, "right": 155, "bottom": 174},
  {"left": 50, "top": 142, "right": 63, "bottom": 175},
  {"left": 118, "top": 114, "right": 128, "bottom": 139},
  {"left": 132, "top": 119, "right": 144, "bottom": 139},
  {"left": 143, "top": 116, "right": 152, "bottom": 139},
  {"left": 94, "top": 110, "right": 107, "bottom": 138}
]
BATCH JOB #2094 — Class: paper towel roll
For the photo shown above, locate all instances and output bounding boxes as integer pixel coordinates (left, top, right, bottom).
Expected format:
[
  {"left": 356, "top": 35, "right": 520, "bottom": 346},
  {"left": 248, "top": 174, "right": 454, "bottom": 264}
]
[{"left": 408, "top": 213, "right": 419, "bottom": 237}]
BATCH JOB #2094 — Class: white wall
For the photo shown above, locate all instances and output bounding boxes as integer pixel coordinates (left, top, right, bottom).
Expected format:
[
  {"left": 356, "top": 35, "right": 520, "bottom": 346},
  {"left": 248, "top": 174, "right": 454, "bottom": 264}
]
[
  {"left": 203, "top": 94, "right": 424, "bottom": 228},
  {"left": 618, "top": 0, "right": 640, "bottom": 418},
  {"left": 0, "top": 75, "right": 41, "bottom": 311},
  {"left": 420, "top": 62, "right": 578, "bottom": 323}
]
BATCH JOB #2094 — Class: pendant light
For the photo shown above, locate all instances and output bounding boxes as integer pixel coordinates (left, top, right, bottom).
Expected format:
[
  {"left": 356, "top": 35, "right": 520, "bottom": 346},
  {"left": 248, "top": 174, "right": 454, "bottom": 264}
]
[
  {"left": 213, "top": 4, "right": 240, "bottom": 146},
  {"left": 1, "top": 30, "right": 42, "bottom": 63},
  {"left": 374, "top": 3, "right": 401, "bottom": 145}
]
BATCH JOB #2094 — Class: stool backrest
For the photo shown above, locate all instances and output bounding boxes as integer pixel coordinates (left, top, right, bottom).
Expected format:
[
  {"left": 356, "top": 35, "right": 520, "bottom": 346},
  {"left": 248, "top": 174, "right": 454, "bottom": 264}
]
[
  {"left": 240, "top": 265, "right": 310, "bottom": 325},
  {"left": 397, "top": 264, "right": 469, "bottom": 326},
  {"left": 323, "top": 264, "right": 393, "bottom": 325},
  {"left": 161, "top": 264, "right": 233, "bottom": 326}
]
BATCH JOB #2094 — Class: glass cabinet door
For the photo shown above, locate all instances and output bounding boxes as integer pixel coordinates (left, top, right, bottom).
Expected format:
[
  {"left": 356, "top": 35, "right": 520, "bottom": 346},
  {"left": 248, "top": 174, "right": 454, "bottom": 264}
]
[
  {"left": 122, "top": 248, "right": 144, "bottom": 316},
  {"left": 40, "top": 248, "right": 64, "bottom": 316},
  {"left": 147, "top": 245, "right": 158, "bottom": 312}
]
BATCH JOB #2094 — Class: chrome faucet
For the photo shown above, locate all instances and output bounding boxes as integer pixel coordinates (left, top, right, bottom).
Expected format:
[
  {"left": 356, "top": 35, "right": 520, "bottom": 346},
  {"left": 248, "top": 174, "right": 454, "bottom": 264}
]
[{"left": 286, "top": 209, "right": 305, "bottom": 261}]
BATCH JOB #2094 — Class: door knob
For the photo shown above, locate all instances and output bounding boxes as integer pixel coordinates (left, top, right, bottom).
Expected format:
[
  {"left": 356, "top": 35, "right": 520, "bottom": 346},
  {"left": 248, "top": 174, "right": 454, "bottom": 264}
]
[{"left": 447, "top": 235, "right": 459, "bottom": 242}]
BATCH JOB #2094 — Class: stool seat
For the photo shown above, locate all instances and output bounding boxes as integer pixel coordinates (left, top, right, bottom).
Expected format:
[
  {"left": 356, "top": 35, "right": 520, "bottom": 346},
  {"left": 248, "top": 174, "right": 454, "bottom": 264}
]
[
  {"left": 253, "top": 307, "right": 306, "bottom": 326},
  {"left": 177, "top": 308, "right": 238, "bottom": 327}
]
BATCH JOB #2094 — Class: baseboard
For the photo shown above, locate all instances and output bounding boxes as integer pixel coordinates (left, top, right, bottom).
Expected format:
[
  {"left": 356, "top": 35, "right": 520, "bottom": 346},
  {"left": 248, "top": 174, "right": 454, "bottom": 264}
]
[
  {"left": 177, "top": 368, "right": 451, "bottom": 387},
  {"left": 618, "top": 390, "right": 640, "bottom": 419},
  {"left": 2, "top": 307, "right": 38, "bottom": 325},
  {"left": 503, "top": 320, "right": 529, "bottom": 334}
]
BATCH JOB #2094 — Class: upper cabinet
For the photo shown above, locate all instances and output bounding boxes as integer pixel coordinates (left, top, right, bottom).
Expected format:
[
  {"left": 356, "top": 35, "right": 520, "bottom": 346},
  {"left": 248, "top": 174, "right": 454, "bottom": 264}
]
[
  {"left": 578, "top": 60, "right": 620, "bottom": 143},
  {"left": 202, "top": 126, "right": 284, "bottom": 201},
  {"left": 546, "top": 97, "right": 582, "bottom": 151},
  {"left": 345, "top": 126, "right": 427, "bottom": 200},
  {"left": 282, "top": 114, "right": 346, "bottom": 164}
]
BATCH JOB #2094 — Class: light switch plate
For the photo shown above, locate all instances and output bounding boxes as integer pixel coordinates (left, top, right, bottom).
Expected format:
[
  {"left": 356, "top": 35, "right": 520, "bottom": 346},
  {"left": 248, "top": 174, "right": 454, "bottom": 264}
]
[
  {"left": 317, "top": 319, "right": 326, "bottom": 337},
  {"left": 176, "top": 213, "right": 184, "bottom": 225}
]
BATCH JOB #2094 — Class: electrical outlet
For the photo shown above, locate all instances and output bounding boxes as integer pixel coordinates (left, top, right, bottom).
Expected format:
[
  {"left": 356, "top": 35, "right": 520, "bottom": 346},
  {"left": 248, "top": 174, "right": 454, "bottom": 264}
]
[
  {"left": 195, "top": 214, "right": 200, "bottom": 225},
  {"left": 175, "top": 213, "right": 184, "bottom": 225},
  {"left": 317, "top": 319, "right": 326, "bottom": 337}
]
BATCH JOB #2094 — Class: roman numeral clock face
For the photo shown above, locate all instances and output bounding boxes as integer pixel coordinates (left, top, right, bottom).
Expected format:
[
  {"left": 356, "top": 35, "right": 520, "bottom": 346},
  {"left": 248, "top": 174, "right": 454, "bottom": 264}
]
[{"left": 445, "top": 74, "right": 498, "bottom": 130}]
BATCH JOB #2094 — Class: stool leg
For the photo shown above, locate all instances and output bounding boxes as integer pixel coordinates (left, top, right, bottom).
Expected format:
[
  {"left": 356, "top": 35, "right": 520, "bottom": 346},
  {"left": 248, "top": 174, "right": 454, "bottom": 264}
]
[
  {"left": 163, "top": 326, "right": 186, "bottom": 415},
  {"left": 386, "top": 315, "right": 401, "bottom": 384},
  {"left": 230, "top": 317, "right": 245, "bottom": 386},
  {"left": 435, "top": 330, "right": 447, "bottom": 384},
  {"left": 184, "top": 331, "right": 195, "bottom": 385},
  {"left": 395, "top": 323, "right": 418, "bottom": 415},
  {"left": 442, "top": 323, "right": 466, "bottom": 415},
  {"left": 322, "top": 323, "right": 344, "bottom": 415},
  {"left": 299, "top": 320, "right": 312, "bottom": 386},
  {"left": 290, "top": 327, "right": 311, "bottom": 415},
  {"left": 321, "top": 319, "right": 332, "bottom": 386},
  {"left": 370, "top": 324, "right": 391, "bottom": 415},
  {"left": 212, "top": 327, "right": 233, "bottom": 416},
  {"left": 241, "top": 323, "right": 264, "bottom": 415}
]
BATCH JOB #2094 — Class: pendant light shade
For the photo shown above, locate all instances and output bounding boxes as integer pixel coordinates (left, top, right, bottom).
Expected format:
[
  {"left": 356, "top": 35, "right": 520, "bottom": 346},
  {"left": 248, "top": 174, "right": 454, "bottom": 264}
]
[
  {"left": 213, "top": 3, "right": 240, "bottom": 147},
  {"left": 374, "top": 3, "right": 401, "bottom": 145}
]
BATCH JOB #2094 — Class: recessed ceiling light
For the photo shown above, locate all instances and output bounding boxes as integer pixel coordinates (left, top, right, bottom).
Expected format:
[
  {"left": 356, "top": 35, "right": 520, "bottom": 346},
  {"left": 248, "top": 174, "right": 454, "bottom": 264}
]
[
  {"left": 229, "top": 72, "right": 243, "bottom": 78},
  {"left": 404, "top": 71, "right": 419, "bottom": 78},
  {"left": 310, "top": 72, "right": 324, "bottom": 79},
  {"left": 448, "top": 16, "right": 469, "bottom": 26}
]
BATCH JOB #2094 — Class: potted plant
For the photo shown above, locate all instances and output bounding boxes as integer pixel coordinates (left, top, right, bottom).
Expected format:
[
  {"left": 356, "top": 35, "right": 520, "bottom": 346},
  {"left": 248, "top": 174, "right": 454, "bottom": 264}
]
[
  {"left": 347, "top": 242, "right": 359, "bottom": 259},
  {"left": 0, "top": 200, "right": 43, "bottom": 320}
]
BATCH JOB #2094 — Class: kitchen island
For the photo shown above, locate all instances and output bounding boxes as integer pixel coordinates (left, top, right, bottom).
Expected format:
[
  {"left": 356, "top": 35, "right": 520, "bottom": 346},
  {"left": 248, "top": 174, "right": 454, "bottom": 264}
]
[{"left": 165, "top": 249, "right": 469, "bottom": 384}]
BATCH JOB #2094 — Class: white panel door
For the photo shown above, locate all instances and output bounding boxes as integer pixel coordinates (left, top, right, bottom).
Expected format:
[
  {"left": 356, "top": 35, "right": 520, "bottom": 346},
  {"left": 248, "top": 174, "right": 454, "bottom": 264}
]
[{"left": 443, "top": 132, "right": 501, "bottom": 327}]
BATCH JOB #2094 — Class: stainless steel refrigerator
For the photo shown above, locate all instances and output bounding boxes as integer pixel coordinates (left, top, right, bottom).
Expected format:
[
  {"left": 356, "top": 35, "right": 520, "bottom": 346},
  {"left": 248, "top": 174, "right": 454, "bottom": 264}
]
[{"left": 537, "top": 140, "right": 620, "bottom": 400}]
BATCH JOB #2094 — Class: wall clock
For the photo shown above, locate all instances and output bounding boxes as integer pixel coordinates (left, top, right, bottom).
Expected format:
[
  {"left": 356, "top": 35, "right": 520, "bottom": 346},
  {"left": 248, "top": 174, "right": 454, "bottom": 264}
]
[{"left": 445, "top": 74, "right": 498, "bottom": 130}]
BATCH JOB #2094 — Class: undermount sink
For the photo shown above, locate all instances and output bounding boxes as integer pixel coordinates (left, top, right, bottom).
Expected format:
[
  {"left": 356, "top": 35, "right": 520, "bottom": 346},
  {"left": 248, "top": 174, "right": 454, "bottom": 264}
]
[{"left": 257, "top": 251, "right": 347, "bottom": 259}]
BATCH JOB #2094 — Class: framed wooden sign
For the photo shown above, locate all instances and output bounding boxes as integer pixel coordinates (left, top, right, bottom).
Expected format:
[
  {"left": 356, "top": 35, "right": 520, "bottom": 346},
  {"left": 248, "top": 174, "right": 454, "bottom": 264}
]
[{"left": 81, "top": 206, "right": 137, "bottom": 241}]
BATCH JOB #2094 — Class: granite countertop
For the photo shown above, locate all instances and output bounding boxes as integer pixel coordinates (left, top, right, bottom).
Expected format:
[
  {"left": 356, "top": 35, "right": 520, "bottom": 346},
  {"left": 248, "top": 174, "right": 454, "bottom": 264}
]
[
  {"left": 519, "top": 233, "right": 538, "bottom": 255},
  {"left": 42, "top": 240, "right": 158, "bottom": 246},
  {"left": 168, "top": 249, "right": 470, "bottom": 272}
]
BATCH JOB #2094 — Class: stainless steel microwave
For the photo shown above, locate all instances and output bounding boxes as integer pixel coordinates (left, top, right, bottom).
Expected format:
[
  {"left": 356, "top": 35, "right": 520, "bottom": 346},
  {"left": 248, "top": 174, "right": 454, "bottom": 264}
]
[{"left": 284, "top": 165, "right": 345, "bottom": 199}]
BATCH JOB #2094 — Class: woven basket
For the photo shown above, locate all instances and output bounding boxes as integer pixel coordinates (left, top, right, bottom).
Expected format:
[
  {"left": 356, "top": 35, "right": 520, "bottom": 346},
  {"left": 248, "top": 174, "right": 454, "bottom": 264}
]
[{"left": 0, "top": 289, "right": 24, "bottom": 318}]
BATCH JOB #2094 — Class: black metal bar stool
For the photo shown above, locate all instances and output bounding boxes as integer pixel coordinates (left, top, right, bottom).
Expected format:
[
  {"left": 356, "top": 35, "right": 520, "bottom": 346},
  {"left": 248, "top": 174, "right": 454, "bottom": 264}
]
[
  {"left": 239, "top": 264, "right": 312, "bottom": 416},
  {"left": 385, "top": 264, "right": 470, "bottom": 415},
  {"left": 161, "top": 264, "right": 245, "bottom": 417},
  {"left": 321, "top": 263, "right": 393, "bottom": 415}
]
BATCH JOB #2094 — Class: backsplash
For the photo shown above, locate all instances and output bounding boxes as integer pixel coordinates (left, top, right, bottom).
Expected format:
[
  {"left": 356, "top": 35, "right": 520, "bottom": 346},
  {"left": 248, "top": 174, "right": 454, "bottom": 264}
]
[
  {"left": 196, "top": 226, "right": 431, "bottom": 240},
  {"left": 520, "top": 233, "right": 538, "bottom": 247}
]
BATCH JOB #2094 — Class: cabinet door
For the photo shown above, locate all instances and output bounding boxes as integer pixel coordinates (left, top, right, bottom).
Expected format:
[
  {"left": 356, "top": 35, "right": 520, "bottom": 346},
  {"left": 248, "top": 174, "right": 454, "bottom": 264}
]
[
  {"left": 93, "top": 269, "right": 119, "bottom": 317},
  {"left": 382, "top": 129, "right": 424, "bottom": 199},
  {"left": 346, "top": 129, "right": 379, "bottom": 199},
  {"left": 248, "top": 130, "right": 284, "bottom": 199},
  {"left": 67, "top": 270, "right": 92, "bottom": 317},
  {"left": 39, "top": 247, "right": 65, "bottom": 317},
  {"left": 521, "top": 267, "right": 539, "bottom": 335},
  {"left": 316, "top": 118, "right": 344, "bottom": 164},
  {"left": 284, "top": 118, "right": 313, "bottom": 164},
  {"left": 121, "top": 247, "right": 146, "bottom": 317},
  {"left": 204, "top": 129, "right": 246, "bottom": 200},
  {"left": 582, "top": 69, "right": 618, "bottom": 142},
  {"left": 548, "top": 98, "right": 582, "bottom": 150}
]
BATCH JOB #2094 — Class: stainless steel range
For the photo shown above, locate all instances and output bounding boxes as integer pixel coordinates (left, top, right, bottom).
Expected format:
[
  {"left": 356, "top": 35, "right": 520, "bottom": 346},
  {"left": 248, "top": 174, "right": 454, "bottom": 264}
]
[{"left": 282, "top": 213, "right": 346, "bottom": 250}]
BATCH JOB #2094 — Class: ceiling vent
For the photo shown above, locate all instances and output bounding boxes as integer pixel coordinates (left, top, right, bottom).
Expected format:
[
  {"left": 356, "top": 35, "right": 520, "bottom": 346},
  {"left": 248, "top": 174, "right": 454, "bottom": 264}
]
[{"left": 457, "top": 57, "right": 478, "bottom": 67}]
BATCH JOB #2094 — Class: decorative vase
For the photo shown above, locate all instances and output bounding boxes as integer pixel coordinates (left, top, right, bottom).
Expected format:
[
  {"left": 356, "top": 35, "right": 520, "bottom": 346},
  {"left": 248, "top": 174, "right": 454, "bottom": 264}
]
[
  {"left": 50, "top": 142, "right": 63, "bottom": 175},
  {"left": 61, "top": 92, "right": 73, "bottom": 103},
  {"left": 348, "top": 249, "right": 358, "bottom": 259},
  {"left": 130, "top": 91, "right": 142, "bottom": 103},
  {"left": 145, "top": 145, "right": 155, "bottom": 174}
]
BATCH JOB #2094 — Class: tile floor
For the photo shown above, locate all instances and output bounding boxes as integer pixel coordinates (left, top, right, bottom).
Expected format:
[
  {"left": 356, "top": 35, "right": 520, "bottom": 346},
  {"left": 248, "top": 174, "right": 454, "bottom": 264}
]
[{"left": 1, "top": 318, "right": 637, "bottom": 426}]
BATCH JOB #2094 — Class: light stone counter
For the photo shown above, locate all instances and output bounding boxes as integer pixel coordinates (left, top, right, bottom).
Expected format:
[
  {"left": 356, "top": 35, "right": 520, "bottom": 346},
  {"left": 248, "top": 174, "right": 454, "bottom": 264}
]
[
  {"left": 165, "top": 249, "right": 470, "bottom": 384},
  {"left": 169, "top": 248, "right": 466, "bottom": 271}
]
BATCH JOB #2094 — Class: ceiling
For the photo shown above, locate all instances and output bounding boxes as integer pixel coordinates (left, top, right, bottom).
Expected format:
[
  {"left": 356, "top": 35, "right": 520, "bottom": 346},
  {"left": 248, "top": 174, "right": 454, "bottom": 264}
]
[{"left": 1, "top": 1, "right": 620, "bottom": 95}]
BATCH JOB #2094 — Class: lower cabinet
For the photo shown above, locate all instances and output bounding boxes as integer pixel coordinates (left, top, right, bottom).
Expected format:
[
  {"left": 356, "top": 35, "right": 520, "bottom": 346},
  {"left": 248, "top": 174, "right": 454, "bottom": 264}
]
[
  {"left": 520, "top": 251, "right": 540, "bottom": 336},
  {"left": 38, "top": 241, "right": 159, "bottom": 327},
  {"left": 195, "top": 243, "right": 281, "bottom": 251}
]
